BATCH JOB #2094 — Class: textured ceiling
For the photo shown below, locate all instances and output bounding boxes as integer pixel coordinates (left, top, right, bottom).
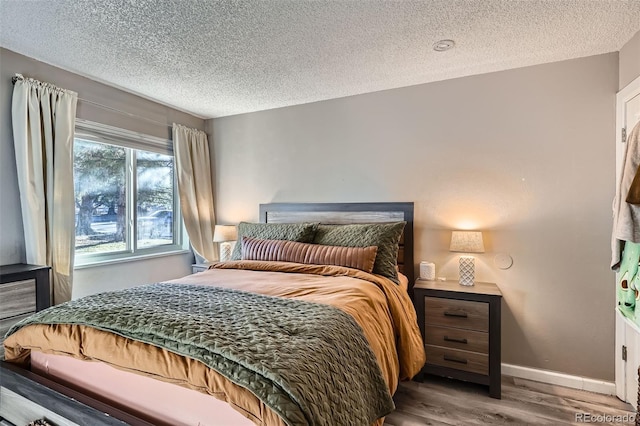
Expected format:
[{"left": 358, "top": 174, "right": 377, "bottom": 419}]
[{"left": 1, "top": 0, "right": 639, "bottom": 118}]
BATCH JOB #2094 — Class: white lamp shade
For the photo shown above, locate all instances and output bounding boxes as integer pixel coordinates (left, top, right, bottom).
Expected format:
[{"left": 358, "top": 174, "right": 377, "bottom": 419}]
[
  {"left": 213, "top": 225, "right": 238, "bottom": 243},
  {"left": 450, "top": 231, "right": 485, "bottom": 253}
]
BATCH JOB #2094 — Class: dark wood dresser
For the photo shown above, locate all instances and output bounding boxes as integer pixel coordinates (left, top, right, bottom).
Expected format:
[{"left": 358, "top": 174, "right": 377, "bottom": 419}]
[
  {"left": 414, "top": 279, "right": 502, "bottom": 398},
  {"left": 0, "top": 264, "right": 51, "bottom": 352}
]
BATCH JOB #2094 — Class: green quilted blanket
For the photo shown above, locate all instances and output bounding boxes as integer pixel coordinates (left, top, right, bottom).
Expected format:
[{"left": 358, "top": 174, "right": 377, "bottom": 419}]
[{"left": 6, "top": 283, "right": 394, "bottom": 425}]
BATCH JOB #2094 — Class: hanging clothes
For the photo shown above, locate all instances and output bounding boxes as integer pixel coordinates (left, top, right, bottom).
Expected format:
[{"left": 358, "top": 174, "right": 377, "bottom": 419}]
[
  {"left": 626, "top": 164, "right": 640, "bottom": 204},
  {"left": 612, "top": 120, "right": 640, "bottom": 269}
]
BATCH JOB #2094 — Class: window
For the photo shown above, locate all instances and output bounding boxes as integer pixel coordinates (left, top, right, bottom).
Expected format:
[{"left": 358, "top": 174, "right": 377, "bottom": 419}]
[{"left": 73, "top": 120, "right": 185, "bottom": 265}]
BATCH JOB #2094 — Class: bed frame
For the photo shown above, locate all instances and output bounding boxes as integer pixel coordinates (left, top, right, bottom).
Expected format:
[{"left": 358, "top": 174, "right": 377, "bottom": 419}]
[{"left": 0, "top": 202, "right": 415, "bottom": 425}]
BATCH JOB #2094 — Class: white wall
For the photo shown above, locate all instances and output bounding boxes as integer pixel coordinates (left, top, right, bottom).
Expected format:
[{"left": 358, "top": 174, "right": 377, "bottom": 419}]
[
  {"left": 0, "top": 48, "right": 202, "bottom": 297},
  {"left": 209, "top": 53, "right": 619, "bottom": 381}
]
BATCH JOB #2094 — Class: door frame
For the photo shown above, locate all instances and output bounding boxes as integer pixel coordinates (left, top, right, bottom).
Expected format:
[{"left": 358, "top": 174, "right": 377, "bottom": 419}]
[
  {"left": 616, "top": 75, "right": 640, "bottom": 187},
  {"left": 615, "top": 74, "right": 640, "bottom": 405}
]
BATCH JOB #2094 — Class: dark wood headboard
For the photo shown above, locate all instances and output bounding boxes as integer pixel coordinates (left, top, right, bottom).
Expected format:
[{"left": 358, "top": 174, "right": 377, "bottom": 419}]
[{"left": 259, "top": 202, "right": 414, "bottom": 291}]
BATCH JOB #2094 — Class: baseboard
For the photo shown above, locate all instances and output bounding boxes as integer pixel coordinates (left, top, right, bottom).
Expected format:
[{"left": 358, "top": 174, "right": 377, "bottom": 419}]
[{"left": 502, "top": 363, "right": 616, "bottom": 395}]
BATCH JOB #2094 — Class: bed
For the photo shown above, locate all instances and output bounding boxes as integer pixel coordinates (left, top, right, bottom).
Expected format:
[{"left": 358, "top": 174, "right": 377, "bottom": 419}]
[{"left": 1, "top": 202, "right": 425, "bottom": 426}]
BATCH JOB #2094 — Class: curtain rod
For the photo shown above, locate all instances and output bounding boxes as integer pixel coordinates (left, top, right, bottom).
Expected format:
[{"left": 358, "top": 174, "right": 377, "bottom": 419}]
[{"left": 12, "top": 75, "right": 175, "bottom": 129}]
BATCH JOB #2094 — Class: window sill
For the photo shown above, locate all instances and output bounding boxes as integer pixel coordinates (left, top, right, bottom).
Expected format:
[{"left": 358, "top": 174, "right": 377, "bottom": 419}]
[{"left": 74, "top": 249, "right": 192, "bottom": 270}]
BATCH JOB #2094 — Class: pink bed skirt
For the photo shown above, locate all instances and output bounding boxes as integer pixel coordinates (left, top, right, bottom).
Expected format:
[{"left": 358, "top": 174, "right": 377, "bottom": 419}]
[{"left": 31, "top": 351, "right": 254, "bottom": 426}]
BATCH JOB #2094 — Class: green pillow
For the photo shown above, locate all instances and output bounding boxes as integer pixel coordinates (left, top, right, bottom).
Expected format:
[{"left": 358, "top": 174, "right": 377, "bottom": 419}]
[
  {"left": 231, "top": 222, "right": 319, "bottom": 260},
  {"left": 313, "top": 222, "right": 406, "bottom": 283}
]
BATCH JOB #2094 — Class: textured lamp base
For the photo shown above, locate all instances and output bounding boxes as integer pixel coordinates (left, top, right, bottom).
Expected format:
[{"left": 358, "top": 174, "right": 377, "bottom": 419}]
[
  {"left": 459, "top": 256, "right": 475, "bottom": 286},
  {"left": 219, "top": 242, "right": 232, "bottom": 261}
]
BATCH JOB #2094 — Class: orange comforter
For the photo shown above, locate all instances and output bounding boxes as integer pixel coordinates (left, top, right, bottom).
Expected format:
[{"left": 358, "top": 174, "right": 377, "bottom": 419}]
[{"left": 4, "top": 261, "right": 425, "bottom": 425}]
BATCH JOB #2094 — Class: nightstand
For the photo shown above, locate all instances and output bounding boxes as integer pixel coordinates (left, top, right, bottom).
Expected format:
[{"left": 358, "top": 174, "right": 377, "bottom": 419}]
[
  {"left": 0, "top": 264, "right": 51, "bottom": 353},
  {"left": 192, "top": 263, "right": 212, "bottom": 273},
  {"left": 413, "top": 279, "right": 502, "bottom": 398}
]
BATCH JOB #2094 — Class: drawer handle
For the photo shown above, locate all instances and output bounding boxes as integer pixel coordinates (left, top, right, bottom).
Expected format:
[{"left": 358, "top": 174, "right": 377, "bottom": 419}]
[
  {"left": 443, "top": 336, "right": 468, "bottom": 344},
  {"left": 443, "top": 355, "right": 468, "bottom": 364},
  {"left": 444, "top": 311, "right": 468, "bottom": 318}
]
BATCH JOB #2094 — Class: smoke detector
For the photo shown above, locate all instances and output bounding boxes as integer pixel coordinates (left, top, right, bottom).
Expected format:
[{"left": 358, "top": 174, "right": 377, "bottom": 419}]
[{"left": 433, "top": 39, "right": 455, "bottom": 52}]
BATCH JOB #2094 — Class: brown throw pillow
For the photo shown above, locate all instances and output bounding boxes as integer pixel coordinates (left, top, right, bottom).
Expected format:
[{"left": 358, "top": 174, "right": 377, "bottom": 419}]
[{"left": 241, "top": 236, "right": 378, "bottom": 273}]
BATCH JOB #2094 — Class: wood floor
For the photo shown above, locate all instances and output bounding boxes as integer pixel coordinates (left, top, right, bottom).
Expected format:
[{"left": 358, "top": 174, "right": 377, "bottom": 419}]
[{"left": 385, "top": 375, "right": 635, "bottom": 425}]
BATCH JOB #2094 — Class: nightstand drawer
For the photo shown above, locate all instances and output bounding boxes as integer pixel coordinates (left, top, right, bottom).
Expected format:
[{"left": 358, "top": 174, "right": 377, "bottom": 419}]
[
  {"left": 425, "top": 344, "right": 488, "bottom": 375},
  {"left": 0, "top": 280, "right": 36, "bottom": 319},
  {"left": 425, "top": 325, "right": 488, "bottom": 353},
  {"left": 425, "top": 297, "right": 488, "bottom": 332}
]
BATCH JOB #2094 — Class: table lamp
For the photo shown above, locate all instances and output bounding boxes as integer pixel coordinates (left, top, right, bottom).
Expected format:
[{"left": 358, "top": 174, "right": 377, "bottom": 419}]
[
  {"left": 213, "top": 225, "right": 238, "bottom": 261},
  {"left": 450, "top": 231, "right": 485, "bottom": 286}
]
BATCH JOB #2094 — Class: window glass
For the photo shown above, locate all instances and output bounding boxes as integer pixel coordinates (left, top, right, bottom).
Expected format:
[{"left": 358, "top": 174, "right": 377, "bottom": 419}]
[
  {"left": 137, "top": 151, "right": 175, "bottom": 248},
  {"left": 74, "top": 139, "right": 127, "bottom": 255}
]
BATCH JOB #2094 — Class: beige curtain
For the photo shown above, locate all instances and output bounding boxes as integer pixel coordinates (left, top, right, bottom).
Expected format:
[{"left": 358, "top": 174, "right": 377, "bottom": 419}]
[
  {"left": 173, "top": 124, "right": 218, "bottom": 262},
  {"left": 12, "top": 74, "right": 78, "bottom": 304}
]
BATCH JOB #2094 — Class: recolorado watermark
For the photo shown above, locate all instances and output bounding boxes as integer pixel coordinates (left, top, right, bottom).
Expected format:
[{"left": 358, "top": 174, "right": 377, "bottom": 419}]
[{"left": 575, "top": 412, "right": 635, "bottom": 423}]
